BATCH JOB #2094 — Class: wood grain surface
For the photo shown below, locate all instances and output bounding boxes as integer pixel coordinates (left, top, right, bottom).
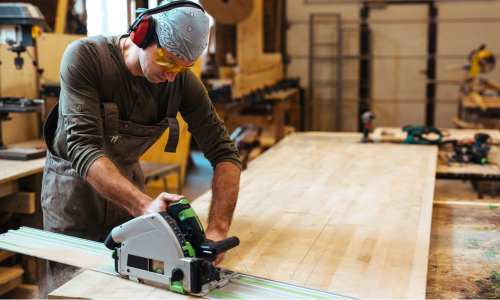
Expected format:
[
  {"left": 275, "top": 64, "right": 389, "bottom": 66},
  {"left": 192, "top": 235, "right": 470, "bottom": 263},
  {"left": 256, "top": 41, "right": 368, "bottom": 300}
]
[
  {"left": 191, "top": 132, "right": 437, "bottom": 299},
  {"left": 0, "top": 140, "right": 46, "bottom": 184},
  {"left": 49, "top": 269, "right": 197, "bottom": 299},
  {"left": 49, "top": 132, "right": 437, "bottom": 299}
]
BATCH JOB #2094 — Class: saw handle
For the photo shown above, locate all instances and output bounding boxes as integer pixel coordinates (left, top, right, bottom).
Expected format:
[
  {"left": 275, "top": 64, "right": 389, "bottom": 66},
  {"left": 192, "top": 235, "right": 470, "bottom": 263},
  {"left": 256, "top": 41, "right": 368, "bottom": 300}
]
[{"left": 200, "top": 237, "right": 240, "bottom": 261}]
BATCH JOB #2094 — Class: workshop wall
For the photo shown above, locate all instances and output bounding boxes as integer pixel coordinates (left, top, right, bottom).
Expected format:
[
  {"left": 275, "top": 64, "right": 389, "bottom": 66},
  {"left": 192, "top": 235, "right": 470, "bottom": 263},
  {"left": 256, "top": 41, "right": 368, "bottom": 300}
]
[{"left": 287, "top": 0, "right": 500, "bottom": 131}]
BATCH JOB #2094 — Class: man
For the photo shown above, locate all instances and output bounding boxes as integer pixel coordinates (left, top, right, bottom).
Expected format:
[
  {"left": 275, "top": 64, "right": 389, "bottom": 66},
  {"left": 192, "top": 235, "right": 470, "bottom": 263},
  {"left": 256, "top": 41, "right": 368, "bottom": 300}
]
[{"left": 41, "top": 0, "right": 241, "bottom": 290}]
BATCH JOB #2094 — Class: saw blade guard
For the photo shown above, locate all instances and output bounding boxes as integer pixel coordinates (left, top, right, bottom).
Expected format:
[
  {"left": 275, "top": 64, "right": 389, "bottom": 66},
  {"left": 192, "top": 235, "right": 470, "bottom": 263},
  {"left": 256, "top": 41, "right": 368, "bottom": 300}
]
[
  {"left": 104, "top": 212, "right": 230, "bottom": 295},
  {"left": 105, "top": 213, "right": 197, "bottom": 292}
]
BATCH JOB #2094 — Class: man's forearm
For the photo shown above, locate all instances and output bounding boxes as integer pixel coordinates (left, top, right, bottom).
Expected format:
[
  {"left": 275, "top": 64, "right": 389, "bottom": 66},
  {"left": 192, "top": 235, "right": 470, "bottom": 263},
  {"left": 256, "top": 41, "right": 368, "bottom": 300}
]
[
  {"left": 207, "top": 161, "right": 241, "bottom": 234},
  {"left": 86, "top": 156, "right": 153, "bottom": 217}
]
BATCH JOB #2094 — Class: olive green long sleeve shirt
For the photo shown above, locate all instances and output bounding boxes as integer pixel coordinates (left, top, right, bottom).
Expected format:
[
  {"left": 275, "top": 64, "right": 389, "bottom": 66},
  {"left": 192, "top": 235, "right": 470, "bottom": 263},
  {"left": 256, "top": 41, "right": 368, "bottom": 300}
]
[{"left": 51, "top": 35, "right": 240, "bottom": 178}]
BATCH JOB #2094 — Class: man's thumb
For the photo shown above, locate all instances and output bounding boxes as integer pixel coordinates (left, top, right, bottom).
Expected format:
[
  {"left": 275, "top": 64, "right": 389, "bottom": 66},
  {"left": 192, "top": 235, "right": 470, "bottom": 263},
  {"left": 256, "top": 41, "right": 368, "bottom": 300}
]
[{"left": 160, "top": 192, "right": 185, "bottom": 203}]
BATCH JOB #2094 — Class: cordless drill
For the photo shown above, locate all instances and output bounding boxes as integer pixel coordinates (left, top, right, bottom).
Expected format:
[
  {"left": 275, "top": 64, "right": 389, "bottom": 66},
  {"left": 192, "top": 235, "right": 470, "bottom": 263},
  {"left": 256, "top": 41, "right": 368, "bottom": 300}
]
[{"left": 361, "top": 111, "right": 375, "bottom": 143}]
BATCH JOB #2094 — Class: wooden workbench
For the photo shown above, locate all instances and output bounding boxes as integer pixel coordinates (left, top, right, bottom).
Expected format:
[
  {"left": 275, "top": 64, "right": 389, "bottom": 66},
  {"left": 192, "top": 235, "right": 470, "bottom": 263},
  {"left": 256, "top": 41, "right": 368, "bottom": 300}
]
[
  {"left": 0, "top": 139, "right": 46, "bottom": 185},
  {"left": 436, "top": 146, "right": 500, "bottom": 181},
  {"left": 370, "top": 127, "right": 500, "bottom": 183},
  {"left": 371, "top": 127, "right": 500, "bottom": 143},
  {"left": 0, "top": 139, "right": 46, "bottom": 290},
  {"left": 217, "top": 88, "right": 301, "bottom": 144},
  {"left": 50, "top": 132, "right": 437, "bottom": 299}
]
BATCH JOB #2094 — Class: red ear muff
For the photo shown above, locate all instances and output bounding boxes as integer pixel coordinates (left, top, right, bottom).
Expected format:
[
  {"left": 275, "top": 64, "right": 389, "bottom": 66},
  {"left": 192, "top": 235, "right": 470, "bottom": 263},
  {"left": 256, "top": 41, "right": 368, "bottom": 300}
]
[{"left": 130, "top": 16, "right": 156, "bottom": 48}]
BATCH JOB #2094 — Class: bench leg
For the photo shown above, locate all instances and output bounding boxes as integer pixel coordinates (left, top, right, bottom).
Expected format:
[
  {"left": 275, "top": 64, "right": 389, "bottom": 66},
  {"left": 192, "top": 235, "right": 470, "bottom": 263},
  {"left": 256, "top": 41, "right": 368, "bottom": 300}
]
[
  {"left": 162, "top": 178, "right": 169, "bottom": 193},
  {"left": 177, "top": 169, "right": 182, "bottom": 195}
]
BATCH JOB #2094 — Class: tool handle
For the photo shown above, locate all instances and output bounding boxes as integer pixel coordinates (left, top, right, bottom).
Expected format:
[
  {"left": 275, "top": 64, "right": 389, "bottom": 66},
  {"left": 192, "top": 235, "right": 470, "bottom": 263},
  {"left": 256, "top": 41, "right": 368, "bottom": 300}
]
[{"left": 199, "top": 237, "right": 240, "bottom": 261}]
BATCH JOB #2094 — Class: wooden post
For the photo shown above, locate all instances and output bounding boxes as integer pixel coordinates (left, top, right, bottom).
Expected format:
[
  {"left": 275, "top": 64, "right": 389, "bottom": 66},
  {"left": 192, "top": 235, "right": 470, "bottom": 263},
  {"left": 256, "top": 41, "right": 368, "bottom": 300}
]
[
  {"left": 54, "top": 0, "right": 69, "bottom": 34},
  {"left": 273, "top": 99, "right": 284, "bottom": 143}
]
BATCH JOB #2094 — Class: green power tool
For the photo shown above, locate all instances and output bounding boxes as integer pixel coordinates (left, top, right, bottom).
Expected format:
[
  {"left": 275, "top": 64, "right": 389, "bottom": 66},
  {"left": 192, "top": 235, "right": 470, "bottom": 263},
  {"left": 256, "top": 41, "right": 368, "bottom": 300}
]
[
  {"left": 361, "top": 111, "right": 375, "bottom": 143},
  {"left": 402, "top": 125, "right": 443, "bottom": 145}
]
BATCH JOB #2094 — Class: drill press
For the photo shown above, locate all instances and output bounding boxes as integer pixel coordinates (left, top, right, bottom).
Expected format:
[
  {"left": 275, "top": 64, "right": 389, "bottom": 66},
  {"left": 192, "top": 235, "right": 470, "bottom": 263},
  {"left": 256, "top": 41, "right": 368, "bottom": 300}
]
[{"left": 0, "top": 3, "right": 46, "bottom": 160}]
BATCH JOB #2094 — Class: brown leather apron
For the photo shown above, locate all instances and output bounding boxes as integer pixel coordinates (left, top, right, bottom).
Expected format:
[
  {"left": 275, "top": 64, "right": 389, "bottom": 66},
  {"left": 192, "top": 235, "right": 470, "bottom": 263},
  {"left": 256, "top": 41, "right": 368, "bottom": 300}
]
[{"left": 41, "top": 35, "right": 182, "bottom": 242}]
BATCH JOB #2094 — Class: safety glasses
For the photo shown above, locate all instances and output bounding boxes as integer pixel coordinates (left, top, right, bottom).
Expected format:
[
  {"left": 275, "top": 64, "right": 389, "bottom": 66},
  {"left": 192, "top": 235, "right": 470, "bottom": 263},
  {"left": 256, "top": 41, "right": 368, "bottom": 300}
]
[{"left": 152, "top": 46, "right": 197, "bottom": 73}]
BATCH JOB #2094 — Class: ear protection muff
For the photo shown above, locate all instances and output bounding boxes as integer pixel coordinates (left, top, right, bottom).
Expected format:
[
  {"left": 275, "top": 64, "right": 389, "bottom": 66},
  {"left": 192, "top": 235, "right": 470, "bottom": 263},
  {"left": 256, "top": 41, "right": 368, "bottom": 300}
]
[
  {"left": 130, "top": 16, "right": 156, "bottom": 48},
  {"left": 128, "top": 0, "right": 205, "bottom": 49}
]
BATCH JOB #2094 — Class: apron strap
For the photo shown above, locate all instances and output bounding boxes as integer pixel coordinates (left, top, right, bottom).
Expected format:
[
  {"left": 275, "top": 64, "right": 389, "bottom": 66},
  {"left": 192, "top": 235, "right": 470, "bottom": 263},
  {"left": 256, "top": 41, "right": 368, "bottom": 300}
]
[
  {"left": 163, "top": 75, "right": 183, "bottom": 153},
  {"left": 43, "top": 102, "right": 60, "bottom": 149},
  {"left": 101, "top": 103, "right": 119, "bottom": 137},
  {"left": 90, "top": 35, "right": 114, "bottom": 103},
  {"left": 90, "top": 35, "right": 118, "bottom": 137}
]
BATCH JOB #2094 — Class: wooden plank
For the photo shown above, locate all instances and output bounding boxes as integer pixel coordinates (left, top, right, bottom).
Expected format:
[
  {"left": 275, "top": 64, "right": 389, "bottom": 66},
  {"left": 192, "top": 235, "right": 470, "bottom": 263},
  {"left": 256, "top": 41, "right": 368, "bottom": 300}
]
[
  {"left": 463, "top": 96, "right": 500, "bottom": 109},
  {"left": 239, "top": 127, "right": 261, "bottom": 146},
  {"left": 0, "top": 283, "right": 39, "bottom": 299},
  {"left": 434, "top": 200, "right": 500, "bottom": 209},
  {"left": 0, "top": 180, "right": 19, "bottom": 199},
  {"left": 0, "top": 251, "right": 15, "bottom": 263},
  {"left": 48, "top": 132, "right": 436, "bottom": 299},
  {"left": 49, "top": 270, "right": 197, "bottom": 299},
  {"left": 192, "top": 133, "right": 437, "bottom": 299},
  {"left": 371, "top": 127, "right": 500, "bottom": 143},
  {"left": 259, "top": 126, "right": 275, "bottom": 148},
  {"left": 263, "top": 89, "right": 299, "bottom": 101},
  {"left": 0, "top": 192, "right": 35, "bottom": 214},
  {"left": 0, "top": 267, "right": 24, "bottom": 297}
]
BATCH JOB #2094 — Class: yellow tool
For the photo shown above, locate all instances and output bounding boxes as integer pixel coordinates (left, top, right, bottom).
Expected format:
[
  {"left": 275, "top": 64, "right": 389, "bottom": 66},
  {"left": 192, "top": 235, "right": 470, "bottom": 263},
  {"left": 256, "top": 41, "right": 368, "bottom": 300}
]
[
  {"left": 467, "top": 44, "right": 495, "bottom": 79},
  {"left": 462, "top": 45, "right": 499, "bottom": 111}
]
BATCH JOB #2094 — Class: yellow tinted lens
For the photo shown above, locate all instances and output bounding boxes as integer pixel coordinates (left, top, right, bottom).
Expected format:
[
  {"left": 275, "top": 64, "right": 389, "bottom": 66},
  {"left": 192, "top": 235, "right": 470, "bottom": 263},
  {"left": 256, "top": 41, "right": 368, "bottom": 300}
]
[{"left": 153, "top": 48, "right": 197, "bottom": 73}]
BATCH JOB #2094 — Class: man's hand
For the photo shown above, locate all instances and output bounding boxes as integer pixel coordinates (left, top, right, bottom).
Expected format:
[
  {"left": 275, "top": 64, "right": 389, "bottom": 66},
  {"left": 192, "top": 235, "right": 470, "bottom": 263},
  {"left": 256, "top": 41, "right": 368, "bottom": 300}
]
[
  {"left": 205, "top": 229, "right": 228, "bottom": 266},
  {"left": 87, "top": 157, "right": 186, "bottom": 217},
  {"left": 141, "top": 193, "right": 185, "bottom": 215}
]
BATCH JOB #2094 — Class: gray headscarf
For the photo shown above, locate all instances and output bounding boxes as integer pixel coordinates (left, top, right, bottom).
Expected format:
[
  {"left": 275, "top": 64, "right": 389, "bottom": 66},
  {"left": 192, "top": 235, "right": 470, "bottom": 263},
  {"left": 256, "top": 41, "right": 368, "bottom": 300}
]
[{"left": 155, "top": 0, "right": 210, "bottom": 62}]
